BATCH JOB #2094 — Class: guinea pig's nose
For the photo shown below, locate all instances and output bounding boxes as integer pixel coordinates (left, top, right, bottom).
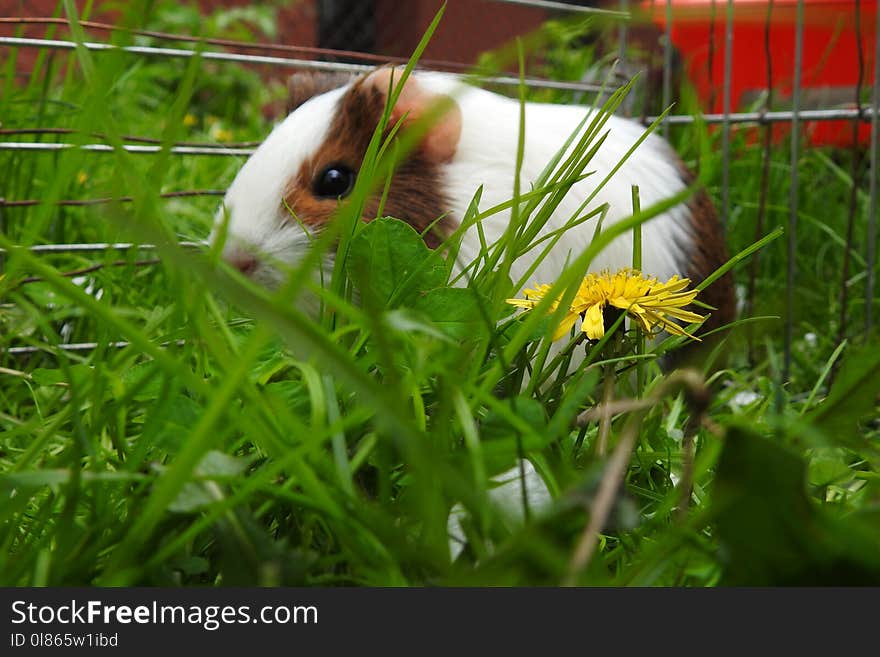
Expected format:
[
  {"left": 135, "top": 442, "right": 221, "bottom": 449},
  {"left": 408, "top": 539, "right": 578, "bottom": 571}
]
[{"left": 224, "top": 247, "right": 259, "bottom": 275}]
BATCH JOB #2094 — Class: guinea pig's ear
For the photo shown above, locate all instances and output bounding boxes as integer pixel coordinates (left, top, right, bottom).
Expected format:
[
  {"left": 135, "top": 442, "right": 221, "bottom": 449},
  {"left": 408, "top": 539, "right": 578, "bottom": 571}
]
[
  {"left": 364, "top": 67, "right": 462, "bottom": 164},
  {"left": 287, "top": 71, "right": 357, "bottom": 113}
]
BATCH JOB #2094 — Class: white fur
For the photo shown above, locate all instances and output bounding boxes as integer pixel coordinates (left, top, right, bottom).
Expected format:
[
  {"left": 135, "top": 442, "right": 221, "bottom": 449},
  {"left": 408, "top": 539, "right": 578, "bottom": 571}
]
[
  {"left": 418, "top": 73, "right": 692, "bottom": 286},
  {"left": 213, "top": 87, "right": 347, "bottom": 285},
  {"left": 447, "top": 459, "right": 552, "bottom": 561},
  {"left": 216, "top": 73, "right": 693, "bottom": 292}
]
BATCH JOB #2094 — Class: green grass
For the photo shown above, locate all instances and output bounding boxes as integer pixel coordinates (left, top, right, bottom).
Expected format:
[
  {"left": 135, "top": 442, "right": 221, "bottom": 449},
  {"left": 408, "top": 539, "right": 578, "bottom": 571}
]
[{"left": 1, "top": 1, "right": 878, "bottom": 586}]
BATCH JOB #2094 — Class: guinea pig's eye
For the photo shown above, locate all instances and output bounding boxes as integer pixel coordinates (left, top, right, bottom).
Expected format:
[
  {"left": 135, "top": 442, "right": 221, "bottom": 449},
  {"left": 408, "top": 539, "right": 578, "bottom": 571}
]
[{"left": 313, "top": 165, "right": 356, "bottom": 199}]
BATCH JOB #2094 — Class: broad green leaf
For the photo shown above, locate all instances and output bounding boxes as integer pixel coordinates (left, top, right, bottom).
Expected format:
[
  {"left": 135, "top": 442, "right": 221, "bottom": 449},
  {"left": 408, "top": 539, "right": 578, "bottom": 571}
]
[
  {"left": 413, "top": 287, "right": 488, "bottom": 341},
  {"left": 383, "top": 308, "right": 454, "bottom": 342},
  {"left": 808, "top": 456, "right": 854, "bottom": 488},
  {"left": 806, "top": 345, "right": 880, "bottom": 443},
  {"left": 347, "top": 217, "right": 445, "bottom": 308},
  {"left": 713, "top": 424, "right": 880, "bottom": 585}
]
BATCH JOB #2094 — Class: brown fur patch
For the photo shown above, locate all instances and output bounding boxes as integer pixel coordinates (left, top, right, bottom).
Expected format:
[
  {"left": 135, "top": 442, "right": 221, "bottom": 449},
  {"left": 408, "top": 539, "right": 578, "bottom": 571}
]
[
  {"left": 676, "top": 165, "right": 737, "bottom": 336},
  {"left": 281, "top": 75, "right": 457, "bottom": 249},
  {"left": 686, "top": 188, "right": 737, "bottom": 332},
  {"left": 286, "top": 71, "right": 358, "bottom": 114}
]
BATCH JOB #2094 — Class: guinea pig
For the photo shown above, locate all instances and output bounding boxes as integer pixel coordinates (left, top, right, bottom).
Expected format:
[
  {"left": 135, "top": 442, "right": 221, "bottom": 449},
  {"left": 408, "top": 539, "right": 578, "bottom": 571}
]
[{"left": 214, "top": 66, "right": 735, "bottom": 338}]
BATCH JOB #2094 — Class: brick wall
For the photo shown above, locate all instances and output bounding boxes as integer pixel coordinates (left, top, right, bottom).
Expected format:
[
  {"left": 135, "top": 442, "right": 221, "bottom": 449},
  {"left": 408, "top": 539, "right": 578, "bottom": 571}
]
[{"left": 1, "top": 0, "right": 551, "bottom": 80}]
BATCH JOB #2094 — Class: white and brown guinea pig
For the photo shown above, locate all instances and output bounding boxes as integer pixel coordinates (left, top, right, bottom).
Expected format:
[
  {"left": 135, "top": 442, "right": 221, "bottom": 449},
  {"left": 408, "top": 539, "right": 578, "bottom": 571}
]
[{"left": 215, "top": 67, "right": 735, "bottom": 334}]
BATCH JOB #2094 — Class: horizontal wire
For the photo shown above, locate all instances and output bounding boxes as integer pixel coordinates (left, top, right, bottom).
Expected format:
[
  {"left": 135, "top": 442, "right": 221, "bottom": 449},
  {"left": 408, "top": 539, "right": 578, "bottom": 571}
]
[
  {"left": 0, "top": 241, "right": 206, "bottom": 254},
  {"left": 7, "top": 37, "right": 868, "bottom": 127},
  {"left": 2, "top": 340, "right": 187, "bottom": 355},
  {"left": 0, "top": 16, "right": 475, "bottom": 72},
  {"left": 648, "top": 107, "right": 877, "bottom": 125},
  {"left": 1, "top": 107, "right": 873, "bottom": 158},
  {"left": 0, "top": 36, "right": 608, "bottom": 93},
  {"left": 0, "top": 127, "right": 262, "bottom": 149},
  {"left": 0, "top": 35, "right": 375, "bottom": 72},
  {"left": 3, "top": 341, "right": 133, "bottom": 355},
  {"left": 0, "top": 106, "right": 871, "bottom": 159},
  {"left": 0, "top": 141, "right": 256, "bottom": 155},
  {"left": 489, "top": 0, "right": 629, "bottom": 17},
  {"left": 0, "top": 190, "right": 225, "bottom": 207}
]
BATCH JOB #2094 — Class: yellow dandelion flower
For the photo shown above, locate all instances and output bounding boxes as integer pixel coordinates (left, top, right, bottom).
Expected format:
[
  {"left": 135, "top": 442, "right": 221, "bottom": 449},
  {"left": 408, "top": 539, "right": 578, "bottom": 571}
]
[
  {"left": 183, "top": 114, "right": 198, "bottom": 127},
  {"left": 506, "top": 268, "right": 706, "bottom": 342},
  {"left": 506, "top": 283, "right": 578, "bottom": 340}
]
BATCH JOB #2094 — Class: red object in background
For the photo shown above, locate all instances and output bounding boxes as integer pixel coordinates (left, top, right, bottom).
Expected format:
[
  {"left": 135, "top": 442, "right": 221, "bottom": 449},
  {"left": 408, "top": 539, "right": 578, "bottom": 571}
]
[{"left": 644, "top": 0, "right": 877, "bottom": 147}]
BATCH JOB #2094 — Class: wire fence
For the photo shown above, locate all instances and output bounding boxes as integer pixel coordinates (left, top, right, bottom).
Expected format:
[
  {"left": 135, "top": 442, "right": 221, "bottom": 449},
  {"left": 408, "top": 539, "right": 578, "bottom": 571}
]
[{"left": 1, "top": 0, "right": 878, "bottom": 374}]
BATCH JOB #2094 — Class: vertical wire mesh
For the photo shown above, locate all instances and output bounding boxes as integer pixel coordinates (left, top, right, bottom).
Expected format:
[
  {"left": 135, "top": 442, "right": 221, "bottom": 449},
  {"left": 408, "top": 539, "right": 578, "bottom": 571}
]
[
  {"left": 661, "top": 0, "right": 672, "bottom": 139},
  {"left": 707, "top": 0, "right": 716, "bottom": 112},
  {"left": 868, "top": 3, "right": 880, "bottom": 336},
  {"left": 784, "top": 0, "right": 806, "bottom": 384},
  {"left": 836, "top": 0, "right": 865, "bottom": 351},
  {"left": 720, "top": 0, "right": 733, "bottom": 226},
  {"left": 747, "top": 0, "right": 775, "bottom": 365}
]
